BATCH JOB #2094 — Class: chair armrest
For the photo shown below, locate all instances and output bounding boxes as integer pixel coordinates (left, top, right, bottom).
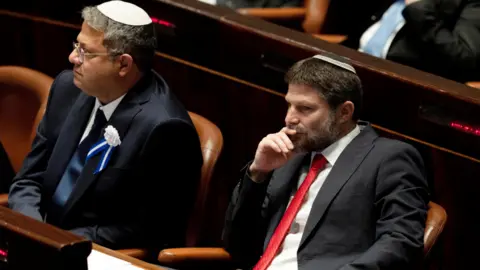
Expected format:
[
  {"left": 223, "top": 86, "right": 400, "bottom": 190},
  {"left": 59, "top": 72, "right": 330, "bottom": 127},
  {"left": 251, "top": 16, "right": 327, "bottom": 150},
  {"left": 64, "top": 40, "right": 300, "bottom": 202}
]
[
  {"left": 0, "top": 194, "right": 8, "bottom": 207},
  {"left": 424, "top": 202, "right": 447, "bottom": 256},
  {"left": 237, "top": 7, "right": 306, "bottom": 20},
  {"left": 312, "top": 34, "right": 347, "bottom": 44},
  {"left": 117, "top": 248, "right": 150, "bottom": 260},
  {"left": 467, "top": 82, "right": 480, "bottom": 89},
  {"left": 157, "top": 247, "right": 231, "bottom": 265}
]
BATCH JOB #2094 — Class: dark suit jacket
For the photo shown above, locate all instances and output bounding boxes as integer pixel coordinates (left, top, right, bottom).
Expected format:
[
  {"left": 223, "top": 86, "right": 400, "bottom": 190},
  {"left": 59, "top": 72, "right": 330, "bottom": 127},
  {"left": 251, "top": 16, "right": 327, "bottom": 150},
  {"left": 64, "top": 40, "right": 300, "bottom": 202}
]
[
  {"left": 342, "top": 0, "right": 480, "bottom": 82},
  {"left": 388, "top": 0, "right": 480, "bottom": 82},
  {"left": 8, "top": 70, "right": 203, "bottom": 249},
  {"left": 223, "top": 125, "right": 429, "bottom": 270},
  {"left": 216, "top": 0, "right": 302, "bottom": 9}
]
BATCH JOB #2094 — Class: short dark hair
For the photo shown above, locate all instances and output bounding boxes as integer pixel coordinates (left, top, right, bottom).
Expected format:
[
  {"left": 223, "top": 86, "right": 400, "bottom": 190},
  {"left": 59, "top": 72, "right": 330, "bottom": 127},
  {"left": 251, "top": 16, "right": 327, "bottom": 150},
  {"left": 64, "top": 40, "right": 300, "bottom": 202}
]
[{"left": 285, "top": 56, "right": 363, "bottom": 120}]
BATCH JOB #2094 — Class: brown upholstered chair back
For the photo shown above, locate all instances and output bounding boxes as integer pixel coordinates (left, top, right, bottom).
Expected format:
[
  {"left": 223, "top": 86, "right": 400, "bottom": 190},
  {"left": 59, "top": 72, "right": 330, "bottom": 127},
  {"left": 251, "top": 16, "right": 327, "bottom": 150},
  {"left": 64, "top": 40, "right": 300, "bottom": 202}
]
[
  {"left": 424, "top": 201, "right": 447, "bottom": 256},
  {"left": 303, "top": 0, "right": 324, "bottom": 34},
  {"left": 0, "top": 66, "right": 52, "bottom": 172},
  {"left": 186, "top": 112, "right": 223, "bottom": 246},
  {"left": 467, "top": 82, "right": 480, "bottom": 89}
]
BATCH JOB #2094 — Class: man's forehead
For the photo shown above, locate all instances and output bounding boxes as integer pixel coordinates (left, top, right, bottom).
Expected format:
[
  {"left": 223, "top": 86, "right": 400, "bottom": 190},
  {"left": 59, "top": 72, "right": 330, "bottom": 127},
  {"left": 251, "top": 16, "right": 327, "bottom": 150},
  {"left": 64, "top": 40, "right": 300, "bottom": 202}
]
[
  {"left": 286, "top": 84, "right": 325, "bottom": 104},
  {"left": 287, "top": 84, "right": 319, "bottom": 96},
  {"left": 77, "top": 22, "right": 104, "bottom": 47}
]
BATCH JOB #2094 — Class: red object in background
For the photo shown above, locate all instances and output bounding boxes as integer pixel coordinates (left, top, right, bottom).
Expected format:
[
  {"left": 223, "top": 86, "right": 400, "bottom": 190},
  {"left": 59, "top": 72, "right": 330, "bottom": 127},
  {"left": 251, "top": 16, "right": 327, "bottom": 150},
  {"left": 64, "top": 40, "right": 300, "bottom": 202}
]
[
  {"left": 450, "top": 121, "right": 480, "bottom": 136},
  {"left": 151, "top": 17, "right": 176, "bottom": 28}
]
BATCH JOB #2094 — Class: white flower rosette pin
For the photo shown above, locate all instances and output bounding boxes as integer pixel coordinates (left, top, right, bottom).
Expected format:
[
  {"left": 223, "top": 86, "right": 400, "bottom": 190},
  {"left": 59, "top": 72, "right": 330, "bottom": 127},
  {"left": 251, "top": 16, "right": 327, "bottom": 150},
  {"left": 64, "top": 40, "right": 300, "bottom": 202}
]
[
  {"left": 104, "top": 126, "right": 122, "bottom": 147},
  {"left": 86, "top": 125, "right": 121, "bottom": 174}
]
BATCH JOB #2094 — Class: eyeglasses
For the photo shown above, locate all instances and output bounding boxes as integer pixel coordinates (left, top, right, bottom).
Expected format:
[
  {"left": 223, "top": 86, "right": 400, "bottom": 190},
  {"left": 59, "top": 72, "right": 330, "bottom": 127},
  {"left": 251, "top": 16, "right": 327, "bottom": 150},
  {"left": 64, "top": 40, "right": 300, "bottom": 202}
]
[{"left": 72, "top": 42, "right": 110, "bottom": 64}]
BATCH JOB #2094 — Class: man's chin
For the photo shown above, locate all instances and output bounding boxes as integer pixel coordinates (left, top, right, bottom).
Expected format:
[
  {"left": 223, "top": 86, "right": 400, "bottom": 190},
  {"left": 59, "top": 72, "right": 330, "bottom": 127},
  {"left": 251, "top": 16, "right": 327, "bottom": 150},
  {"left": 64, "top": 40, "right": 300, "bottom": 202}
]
[
  {"left": 291, "top": 139, "right": 308, "bottom": 153},
  {"left": 73, "top": 76, "right": 81, "bottom": 87},
  {"left": 72, "top": 79, "right": 91, "bottom": 96},
  {"left": 293, "top": 138, "right": 332, "bottom": 153}
]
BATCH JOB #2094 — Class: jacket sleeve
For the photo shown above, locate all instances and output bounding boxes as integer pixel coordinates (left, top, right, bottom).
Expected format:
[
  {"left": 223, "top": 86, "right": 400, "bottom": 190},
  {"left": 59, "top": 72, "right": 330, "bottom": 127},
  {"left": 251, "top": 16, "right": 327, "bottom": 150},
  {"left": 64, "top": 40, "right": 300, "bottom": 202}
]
[
  {"left": 7, "top": 73, "right": 61, "bottom": 221},
  {"left": 402, "top": 0, "right": 480, "bottom": 70},
  {"left": 223, "top": 164, "right": 272, "bottom": 268}
]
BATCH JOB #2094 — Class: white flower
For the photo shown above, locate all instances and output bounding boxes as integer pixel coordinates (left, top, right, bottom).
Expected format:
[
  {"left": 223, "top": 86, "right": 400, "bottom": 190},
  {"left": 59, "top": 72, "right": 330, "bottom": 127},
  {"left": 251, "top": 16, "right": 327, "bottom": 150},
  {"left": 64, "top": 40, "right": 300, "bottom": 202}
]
[{"left": 104, "top": 125, "right": 121, "bottom": 147}]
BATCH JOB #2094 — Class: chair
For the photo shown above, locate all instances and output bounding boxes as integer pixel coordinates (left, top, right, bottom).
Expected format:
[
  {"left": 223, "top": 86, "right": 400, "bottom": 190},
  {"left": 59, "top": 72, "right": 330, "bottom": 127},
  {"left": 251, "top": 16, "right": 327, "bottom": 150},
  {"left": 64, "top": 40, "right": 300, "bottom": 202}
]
[
  {"left": 236, "top": 0, "right": 326, "bottom": 33},
  {"left": 237, "top": 0, "right": 348, "bottom": 43},
  {"left": 467, "top": 82, "right": 480, "bottom": 89},
  {"left": 157, "top": 201, "right": 447, "bottom": 268},
  {"left": 0, "top": 68, "right": 225, "bottom": 259},
  {"left": 119, "top": 111, "right": 224, "bottom": 260},
  {"left": 237, "top": 0, "right": 323, "bottom": 30},
  {"left": 0, "top": 66, "right": 52, "bottom": 200},
  {"left": 0, "top": 66, "right": 52, "bottom": 173},
  {"left": 424, "top": 201, "right": 447, "bottom": 257}
]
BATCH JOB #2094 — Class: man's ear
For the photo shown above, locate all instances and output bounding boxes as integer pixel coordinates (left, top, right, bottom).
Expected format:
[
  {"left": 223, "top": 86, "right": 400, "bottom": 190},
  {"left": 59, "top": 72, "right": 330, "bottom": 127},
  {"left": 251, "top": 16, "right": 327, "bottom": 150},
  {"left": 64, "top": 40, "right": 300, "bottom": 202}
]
[
  {"left": 337, "top": 101, "right": 355, "bottom": 123},
  {"left": 118, "top": 54, "right": 134, "bottom": 77}
]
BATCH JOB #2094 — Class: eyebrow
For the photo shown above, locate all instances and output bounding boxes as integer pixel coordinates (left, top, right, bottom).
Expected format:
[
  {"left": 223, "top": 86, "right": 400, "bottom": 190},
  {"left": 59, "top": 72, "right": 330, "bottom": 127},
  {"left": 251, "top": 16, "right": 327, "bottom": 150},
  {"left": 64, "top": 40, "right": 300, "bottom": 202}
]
[
  {"left": 78, "top": 42, "right": 93, "bottom": 51},
  {"left": 76, "top": 35, "right": 94, "bottom": 51}
]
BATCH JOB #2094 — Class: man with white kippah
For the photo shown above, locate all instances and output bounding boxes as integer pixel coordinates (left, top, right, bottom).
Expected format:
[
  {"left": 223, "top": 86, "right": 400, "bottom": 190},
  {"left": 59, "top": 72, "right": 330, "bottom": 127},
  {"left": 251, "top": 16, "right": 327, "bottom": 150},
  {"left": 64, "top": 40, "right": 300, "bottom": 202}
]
[
  {"left": 223, "top": 54, "right": 429, "bottom": 270},
  {"left": 8, "top": 0, "right": 203, "bottom": 251}
]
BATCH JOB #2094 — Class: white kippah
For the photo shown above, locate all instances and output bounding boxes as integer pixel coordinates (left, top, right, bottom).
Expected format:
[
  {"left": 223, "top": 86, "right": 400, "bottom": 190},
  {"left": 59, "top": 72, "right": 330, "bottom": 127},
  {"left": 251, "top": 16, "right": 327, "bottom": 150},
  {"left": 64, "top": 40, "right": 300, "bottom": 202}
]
[
  {"left": 97, "top": 0, "right": 152, "bottom": 26},
  {"left": 312, "top": 54, "right": 356, "bottom": 74}
]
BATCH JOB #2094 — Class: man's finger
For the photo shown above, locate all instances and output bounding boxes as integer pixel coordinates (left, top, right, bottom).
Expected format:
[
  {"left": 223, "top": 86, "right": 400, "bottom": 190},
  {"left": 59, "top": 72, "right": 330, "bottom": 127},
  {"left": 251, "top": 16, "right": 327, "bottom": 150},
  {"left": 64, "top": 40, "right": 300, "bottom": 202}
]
[
  {"left": 270, "top": 135, "right": 291, "bottom": 153},
  {"left": 278, "top": 131, "right": 294, "bottom": 150},
  {"left": 282, "top": 127, "right": 297, "bottom": 136}
]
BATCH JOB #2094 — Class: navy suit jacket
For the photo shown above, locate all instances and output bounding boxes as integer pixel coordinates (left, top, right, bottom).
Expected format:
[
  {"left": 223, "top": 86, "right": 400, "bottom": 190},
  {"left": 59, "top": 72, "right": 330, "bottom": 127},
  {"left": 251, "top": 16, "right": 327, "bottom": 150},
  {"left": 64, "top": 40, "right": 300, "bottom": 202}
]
[
  {"left": 8, "top": 70, "right": 203, "bottom": 249},
  {"left": 224, "top": 125, "right": 429, "bottom": 270}
]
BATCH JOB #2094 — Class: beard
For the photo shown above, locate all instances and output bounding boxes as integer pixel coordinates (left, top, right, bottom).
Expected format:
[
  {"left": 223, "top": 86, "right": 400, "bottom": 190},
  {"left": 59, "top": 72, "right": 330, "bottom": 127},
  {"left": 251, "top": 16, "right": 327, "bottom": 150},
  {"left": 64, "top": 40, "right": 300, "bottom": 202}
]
[{"left": 288, "top": 113, "right": 340, "bottom": 153}]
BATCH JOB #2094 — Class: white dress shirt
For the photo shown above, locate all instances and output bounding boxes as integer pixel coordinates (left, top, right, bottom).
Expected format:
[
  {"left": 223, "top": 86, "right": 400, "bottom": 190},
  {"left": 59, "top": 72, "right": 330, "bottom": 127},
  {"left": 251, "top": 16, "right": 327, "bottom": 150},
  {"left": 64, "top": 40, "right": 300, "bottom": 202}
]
[
  {"left": 358, "top": 0, "right": 418, "bottom": 59},
  {"left": 359, "top": 18, "right": 406, "bottom": 59},
  {"left": 79, "top": 94, "right": 126, "bottom": 144},
  {"left": 268, "top": 125, "right": 361, "bottom": 270}
]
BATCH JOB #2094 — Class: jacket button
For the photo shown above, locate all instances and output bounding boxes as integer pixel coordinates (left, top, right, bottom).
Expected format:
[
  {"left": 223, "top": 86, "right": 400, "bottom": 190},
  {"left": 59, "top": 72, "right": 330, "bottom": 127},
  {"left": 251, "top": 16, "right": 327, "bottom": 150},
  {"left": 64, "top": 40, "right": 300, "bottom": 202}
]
[{"left": 290, "top": 222, "right": 300, "bottom": 234}]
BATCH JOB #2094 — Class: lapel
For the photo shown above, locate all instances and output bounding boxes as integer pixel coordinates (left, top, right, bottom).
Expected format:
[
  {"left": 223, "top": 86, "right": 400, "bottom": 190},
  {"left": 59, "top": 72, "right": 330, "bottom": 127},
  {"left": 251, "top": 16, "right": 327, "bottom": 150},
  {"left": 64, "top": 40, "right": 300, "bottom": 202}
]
[
  {"left": 58, "top": 74, "right": 156, "bottom": 222},
  {"left": 298, "top": 124, "right": 378, "bottom": 250},
  {"left": 263, "top": 153, "right": 308, "bottom": 250},
  {"left": 44, "top": 93, "right": 95, "bottom": 196}
]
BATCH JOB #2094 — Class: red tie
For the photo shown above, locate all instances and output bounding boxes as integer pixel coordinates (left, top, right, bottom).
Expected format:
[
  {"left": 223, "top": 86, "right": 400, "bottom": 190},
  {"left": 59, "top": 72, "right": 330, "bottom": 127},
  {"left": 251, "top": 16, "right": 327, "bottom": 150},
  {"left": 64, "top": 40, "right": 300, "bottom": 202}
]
[{"left": 253, "top": 154, "right": 327, "bottom": 270}]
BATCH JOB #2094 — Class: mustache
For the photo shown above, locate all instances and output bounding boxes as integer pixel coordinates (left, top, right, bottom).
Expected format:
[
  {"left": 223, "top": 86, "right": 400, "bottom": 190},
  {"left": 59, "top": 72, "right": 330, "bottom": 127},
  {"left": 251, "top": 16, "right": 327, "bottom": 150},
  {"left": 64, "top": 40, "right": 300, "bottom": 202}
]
[{"left": 286, "top": 125, "right": 306, "bottom": 133}]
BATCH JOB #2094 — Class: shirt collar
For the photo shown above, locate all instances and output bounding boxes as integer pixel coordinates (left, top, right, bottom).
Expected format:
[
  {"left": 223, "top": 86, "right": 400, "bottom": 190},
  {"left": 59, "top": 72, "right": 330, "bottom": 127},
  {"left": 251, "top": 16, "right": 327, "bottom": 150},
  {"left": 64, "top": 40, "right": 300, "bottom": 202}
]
[
  {"left": 93, "top": 94, "right": 126, "bottom": 121},
  {"left": 311, "top": 124, "right": 361, "bottom": 167}
]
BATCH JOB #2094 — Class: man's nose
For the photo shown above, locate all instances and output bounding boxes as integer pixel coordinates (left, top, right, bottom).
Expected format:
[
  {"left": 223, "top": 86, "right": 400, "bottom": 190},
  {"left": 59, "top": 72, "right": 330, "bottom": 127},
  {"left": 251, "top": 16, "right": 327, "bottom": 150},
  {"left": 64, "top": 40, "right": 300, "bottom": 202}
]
[
  {"left": 68, "top": 49, "right": 80, "bottom": 65},
  {"left": 285, "top": 108, "right": 299, "bottom": 126}
]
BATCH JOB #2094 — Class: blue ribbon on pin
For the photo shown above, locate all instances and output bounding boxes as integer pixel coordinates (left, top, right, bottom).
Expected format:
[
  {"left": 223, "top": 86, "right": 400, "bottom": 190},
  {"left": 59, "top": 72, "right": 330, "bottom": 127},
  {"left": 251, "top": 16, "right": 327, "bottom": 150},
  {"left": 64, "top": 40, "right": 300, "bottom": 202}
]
[{"left": 86, "top": 139, "right": 116, "bottom": 174}]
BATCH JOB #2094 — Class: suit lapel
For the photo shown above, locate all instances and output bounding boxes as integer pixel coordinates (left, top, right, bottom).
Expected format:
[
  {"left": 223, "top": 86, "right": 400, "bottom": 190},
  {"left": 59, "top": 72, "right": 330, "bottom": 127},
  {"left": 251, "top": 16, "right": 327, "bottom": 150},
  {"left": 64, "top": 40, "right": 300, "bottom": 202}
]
[
  {"left": 298, "top": 125, "right": 377, "bottom": 250},
  {"left": 44, "top": 93, "right": 95, "bottom": 196},
  {"left": 60, "top": 101, "right": 142, "bottom": 218},
  {"left": 263, "top": 153, "right": 308, "bottom": 250},
  {"left": 58, "top": 75, "right": 155, "bottom": 222}
]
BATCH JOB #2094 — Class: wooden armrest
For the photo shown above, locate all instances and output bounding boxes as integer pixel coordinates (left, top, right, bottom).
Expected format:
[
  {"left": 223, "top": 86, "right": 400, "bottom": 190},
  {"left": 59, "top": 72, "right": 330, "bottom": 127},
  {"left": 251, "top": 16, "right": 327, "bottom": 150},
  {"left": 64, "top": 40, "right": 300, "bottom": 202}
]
[
  {"left": 312, "top": 34, "right": 347, "bottom": 44},
  {"left": 117, "top": 248, "right": 150, "bottom": 260},
  {"left": 0, "top": 194, "right": 8, "bottom": 207},
  {"left": 237, "top": 7, "right": 306, "bottom": 20},
  {"left": 466, "top": 81, "right": 480, "bottom": 89},
  {"left": 157, "top": 247, "right": 231, "bottom": 264}
]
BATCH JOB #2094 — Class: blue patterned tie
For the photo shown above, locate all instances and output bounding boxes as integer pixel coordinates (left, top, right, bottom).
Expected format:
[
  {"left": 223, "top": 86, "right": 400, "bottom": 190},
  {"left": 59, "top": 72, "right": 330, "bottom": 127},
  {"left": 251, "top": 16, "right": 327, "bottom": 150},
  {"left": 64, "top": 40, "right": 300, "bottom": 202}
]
[
  {"left": 361, "top": 0, "right": 406, "bottom": 58},
  {"left": 52, "top": 108, "right": 107, "bottom": 206}
]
